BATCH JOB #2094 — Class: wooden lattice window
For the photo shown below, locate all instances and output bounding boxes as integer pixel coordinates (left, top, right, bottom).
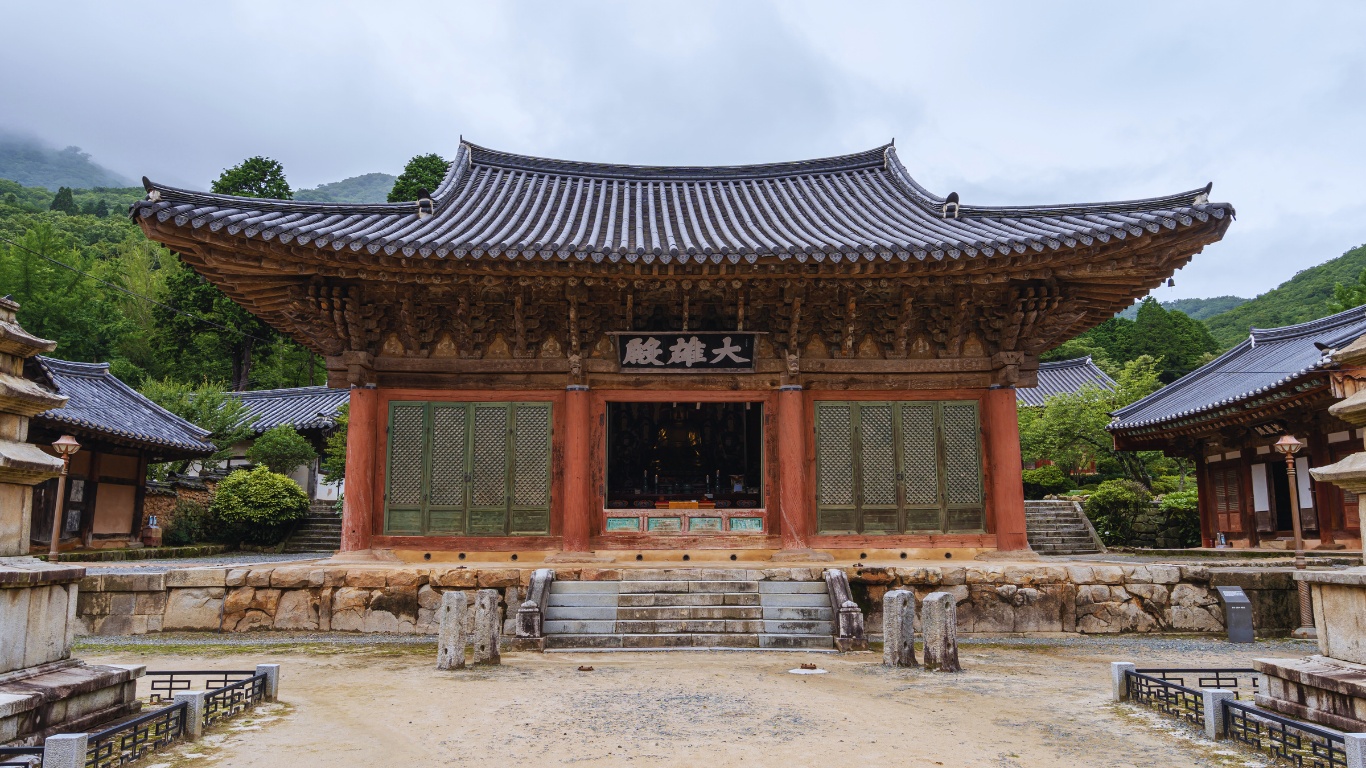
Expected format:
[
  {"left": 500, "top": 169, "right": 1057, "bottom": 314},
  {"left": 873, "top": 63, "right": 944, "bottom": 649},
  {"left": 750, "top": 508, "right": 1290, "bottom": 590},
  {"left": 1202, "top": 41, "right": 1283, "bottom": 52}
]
[
  {"left": 815, "top": 401, "right": 984, "bottom": 534},
  {"left": 384, "top": 401, "right": 552, "bottom": 536},
  {"left": 1210, "top": 463, "right": 1243, "bottom": 533}
]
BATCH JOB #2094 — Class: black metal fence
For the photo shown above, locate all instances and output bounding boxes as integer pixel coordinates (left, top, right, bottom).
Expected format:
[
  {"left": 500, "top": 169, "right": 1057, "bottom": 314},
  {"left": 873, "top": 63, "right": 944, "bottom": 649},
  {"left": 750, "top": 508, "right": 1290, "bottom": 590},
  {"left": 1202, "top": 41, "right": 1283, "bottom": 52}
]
[
  {"left": 1224, "top": 699, "right": 1347, "bottom": 768},
  {"left": 0, "top": 746, "right": 43, "bottom": 767},
  {"left": 86, "top": 701, "right": 187, "bottom": 768},
  {"left": 143, "top": 670, "right": 259, "bottom": 704},
  {"left": 203, "top": 673, "right": 267, "bottom": 725},
  {"left": 1128, "top": 671, "right": 1205, "bottom": 727}
]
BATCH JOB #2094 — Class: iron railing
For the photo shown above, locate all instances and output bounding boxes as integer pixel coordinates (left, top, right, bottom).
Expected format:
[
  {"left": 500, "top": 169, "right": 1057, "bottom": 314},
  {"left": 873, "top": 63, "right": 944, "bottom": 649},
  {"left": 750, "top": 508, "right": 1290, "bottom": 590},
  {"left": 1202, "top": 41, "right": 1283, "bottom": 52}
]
[
  {"left": 204, "top": 673, "right": 267, "bottom": 725},
  {"left": 143, "top": 670, "right": 258, "bottom": 704},
  {"left": 1127, "top": 671, "right": 1205, "bottom": 727},
  {"left": 85, "top": 701, "right": 186, "bottom": 768},
  {"left": 1224, "top": 699, "right": 1347, "bottom": 768},
  {"left": 1136, "top": 667, "right": 1260, "bottom": 698},
  {"left": 0, "top": 747, "right": 43, "bottom": 767}
]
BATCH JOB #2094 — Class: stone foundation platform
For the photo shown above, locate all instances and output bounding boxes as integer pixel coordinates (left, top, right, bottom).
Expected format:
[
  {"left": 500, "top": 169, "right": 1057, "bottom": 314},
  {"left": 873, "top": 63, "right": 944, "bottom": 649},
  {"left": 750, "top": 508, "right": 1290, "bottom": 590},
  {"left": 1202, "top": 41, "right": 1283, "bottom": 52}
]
[
  {"left": 72, "top": 560, "right": 1303, "bottom": 638},
  {"left": 0, "top": 659, "right": 144, "bottom": 745},
  {"left": 1254, "top": 656, "right": 1366, "bottom": 732}
]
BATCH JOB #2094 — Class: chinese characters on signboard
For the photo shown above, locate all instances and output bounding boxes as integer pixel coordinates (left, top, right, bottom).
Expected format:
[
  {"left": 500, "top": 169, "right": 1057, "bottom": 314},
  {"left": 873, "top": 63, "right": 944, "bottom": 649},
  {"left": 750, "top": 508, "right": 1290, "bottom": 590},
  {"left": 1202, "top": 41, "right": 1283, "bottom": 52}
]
[{"left": 617, "top": 332, "right": 756, "bottom": 371}]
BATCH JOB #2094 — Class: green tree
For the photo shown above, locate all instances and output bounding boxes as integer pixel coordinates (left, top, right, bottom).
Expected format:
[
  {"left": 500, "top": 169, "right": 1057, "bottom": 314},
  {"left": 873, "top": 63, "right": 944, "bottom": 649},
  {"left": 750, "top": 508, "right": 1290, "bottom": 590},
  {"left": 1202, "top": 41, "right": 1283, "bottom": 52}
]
[
  {"left": 48, "top": 186, "right": 76, "bottom": 214},
  {"left": 1019, "top": 355, "right": 1164, "bottom": 488},
  {"left": 319, "top": 403, "right": 348, "bottom": 484},
  {"left": 387, "top": 154, "right": 449, "bottom": 202},
  {"left": 1330, "top": 267, "right": 1366, "bottom": 313},
  {"left": 211, "top": 156, "right": 292, "bottom": 200},
  {"left": 246, "top": 424, "right": 317, "bottom": 475},
  {"left": 138, "top": 378, "right": 257, "bottom": 472},
  {"left": 92, "top": 198, "right": 110, "bottom": 218},
  {"left": 211, "top": 466, "right": 309, "bottom": 544},
  {"left": 153, "top": 261, "right": 274, "bottom": 390}
]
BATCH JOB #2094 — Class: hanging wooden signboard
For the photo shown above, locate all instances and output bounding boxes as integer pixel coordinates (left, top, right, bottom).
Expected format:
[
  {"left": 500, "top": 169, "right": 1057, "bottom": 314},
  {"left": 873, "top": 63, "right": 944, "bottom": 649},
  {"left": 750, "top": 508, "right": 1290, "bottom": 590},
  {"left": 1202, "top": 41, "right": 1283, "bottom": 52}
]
[{"left": 612, "top": 332, "right": 757, "bottom": 372}]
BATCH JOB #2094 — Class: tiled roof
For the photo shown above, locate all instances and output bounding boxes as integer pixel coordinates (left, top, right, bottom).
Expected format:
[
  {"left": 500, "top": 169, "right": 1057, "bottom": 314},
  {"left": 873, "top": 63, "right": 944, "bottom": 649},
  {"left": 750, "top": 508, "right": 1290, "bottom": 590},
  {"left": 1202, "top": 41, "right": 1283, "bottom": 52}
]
[
  {"left": 131, "top": 141, "right": 1231, "bottom": 264},
  {"left": 1109, "top": 305, "right": 1366, "bottom": 433},
  {"left": 1017, "top": 356, "right": 1116, "bottom": 408},
  {"left": 31, "top": 357, "right": 214, "bottom": 457},
  {"left": 232, "top": 386, "right": 349, "bottom": 434}
]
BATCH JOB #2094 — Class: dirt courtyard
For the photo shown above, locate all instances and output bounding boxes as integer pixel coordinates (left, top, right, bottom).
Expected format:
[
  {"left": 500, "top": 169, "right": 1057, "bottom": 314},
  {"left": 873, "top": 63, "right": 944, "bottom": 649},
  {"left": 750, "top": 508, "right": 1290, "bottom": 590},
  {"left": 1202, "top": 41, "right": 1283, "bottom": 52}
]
[{"left": 82, "top": 635, "right": 1312, "bottom": 767}]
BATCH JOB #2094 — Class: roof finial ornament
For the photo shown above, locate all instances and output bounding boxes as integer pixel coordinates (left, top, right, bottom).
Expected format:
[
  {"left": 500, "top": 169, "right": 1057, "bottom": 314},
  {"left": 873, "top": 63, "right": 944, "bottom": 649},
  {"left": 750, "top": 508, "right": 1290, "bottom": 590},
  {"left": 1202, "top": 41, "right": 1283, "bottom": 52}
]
[
  {"left": 416, "top": 189, "right": 434, "bottom": 220},
  {"left": 942, "top": 192, "right": 960, "bottom": 220},
  {"left": 142, "top": 176, "right": 161, "bottom": 203},
  {"left": 1192, "top": 182, "right": 1212, "bottom": 206}
]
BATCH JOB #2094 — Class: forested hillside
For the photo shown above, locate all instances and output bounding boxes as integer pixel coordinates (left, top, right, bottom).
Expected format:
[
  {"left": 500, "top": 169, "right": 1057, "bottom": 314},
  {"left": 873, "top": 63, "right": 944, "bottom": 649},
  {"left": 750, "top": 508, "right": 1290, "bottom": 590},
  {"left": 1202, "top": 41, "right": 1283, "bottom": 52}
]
[
  {"left": 1202, "top": 243, "right": 1366, "bottom": 346},
  {"left": 1116, "top": 295, "right": 1247, "bottom": 321},
  {"left": 1043, "top": 298, "right": 1221, "bottom": 383},
  {"left": 295, "top": 173, "right": 396, "bottom": 203},
  {"left": 0, "top": 134, "right": 133, "bottom": 190}
]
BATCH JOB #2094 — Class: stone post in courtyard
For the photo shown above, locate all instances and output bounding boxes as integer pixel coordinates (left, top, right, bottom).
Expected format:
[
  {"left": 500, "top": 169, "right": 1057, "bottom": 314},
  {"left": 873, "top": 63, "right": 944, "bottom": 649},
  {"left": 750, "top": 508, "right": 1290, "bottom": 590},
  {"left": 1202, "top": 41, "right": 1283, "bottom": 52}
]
[
  {"left": 437, "top": 590, "right": 468, "bottom": 670},
  {"left": 922, "top": 591, "right": 961, "bottom": 673},
  {"left": 882, "top": 589, "right": 917, "bottom": 667},
  {"left": 0, "top": 297, "right": 145, "bottom": 743},
  {"left": 473, "top": 589, "right": 501, "bottom": 665}
]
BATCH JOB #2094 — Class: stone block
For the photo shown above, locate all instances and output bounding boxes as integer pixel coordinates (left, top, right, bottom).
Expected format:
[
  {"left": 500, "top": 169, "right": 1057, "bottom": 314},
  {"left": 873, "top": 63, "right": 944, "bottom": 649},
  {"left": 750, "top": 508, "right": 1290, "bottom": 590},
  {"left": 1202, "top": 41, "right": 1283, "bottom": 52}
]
[
  {"left": 329, "top": 587, "right": 372, "bottom": 631},
  {"left": 269, "top": 567, "right": 319, "bottom": 589},
  {"left": 893, "top": 566, "right": 941, "bottom": 586},
  {"left": 134, "top": 591, "right": 167, "bottom": 615},
  {"left": 1125, "top": 566, "right": 1154, "bottom": 584},
  {"left": 345, "top": 570, "right": 388, "bottom": 588},
  {"left": 165, "top": 568, "right": 226, "bottom": 588},
  {"left": 1076, "top": 584, "right": 1110, "bottom": 605},
  {"left": 163, "top": 588, "right": 224, "bottom": 631},
  {"left": 965, "top": 565, "right": 1004, "bottom": 584},
  {"left": 579, "top": 568, "right": 623, "bottom": 581},
  {"left": 882, "top": 589, "right": 917, "bottom": 667},
  {"left": 249, "top": 588, "right": 281, "bottom": 615},
  {"left": 100, "top": 573, "right": 165, "bottom": 592},
  {"left": 246, "top": 569, "right": 273, "bottom": 587},
  {"left": 417, "top": 585, "right": 441, "bottom": 611},
  {"left": 1127, "top": 583, "right": 1170, "bottom": 607},
  {"left": 472, "top": 589, "right": 500, "bottom": 665},
  {"left": 1179, "top": 565, "right": 1211, "bottom": 583},
  {"left": 922, "top": 592, "right": 960, "bottom": 672},
  {"left": 477, "top": 569, "right": 520, "bottom": 588},
  {"left": 233, "top": 610, "right": 274, "bottom": 632},
  {"left": 853, "top": 567, "right": 895, "bottom": 585},
  {"left": 1065, "top": 565, "right": 1095, "bottom": 584},
  {"left": 78, "top": 591, "right": 112, "bottom": 616},
  {"left": 224, "top": 587, "right": 254, "bottom": 615},
  {"left": 1092, "top": 566, "right": 1125, "bottom": 585},
  {"left": 225, "top": 568, "right": 249, "bottom": 587},
  {"left": 387, "top": 569, "right": 428, "bottom": 588},
  {"left": 940, "top": 566, "right": 968, "bottom": 586},
  {"left": 273, "top": 590, "right": 319, "bottom": 630},
  {"left": 430, "top": 568, "right": 477, "bottom": 588},
  {"left": 1148, "top": 565, "right": 1181, "bottom": 584}
]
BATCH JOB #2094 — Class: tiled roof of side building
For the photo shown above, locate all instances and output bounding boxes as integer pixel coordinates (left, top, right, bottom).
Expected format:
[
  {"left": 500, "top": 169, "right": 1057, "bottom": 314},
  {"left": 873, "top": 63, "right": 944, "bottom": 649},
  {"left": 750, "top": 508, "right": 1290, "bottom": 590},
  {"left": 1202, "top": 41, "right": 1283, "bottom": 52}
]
[
  {"left": 130, "top": 141, "right": 1232, "bottom": 264},
  {"left": 30, "top": 357, "right": 214, "bottom": 458},
  {"left": 1108, "top": 305, "right": 1366, "bottom": 433},
  {"left": 1017, "top": 356, "right": 1116, "bottom": 408},
  {"left": 232, "top": 385, "right": 350, "bottom": 434}
]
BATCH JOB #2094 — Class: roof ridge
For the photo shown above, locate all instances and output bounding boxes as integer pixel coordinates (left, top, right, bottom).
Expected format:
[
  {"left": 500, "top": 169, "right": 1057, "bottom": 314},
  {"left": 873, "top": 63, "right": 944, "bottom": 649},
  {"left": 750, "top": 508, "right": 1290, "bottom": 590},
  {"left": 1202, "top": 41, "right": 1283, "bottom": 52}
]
[
  {"left": 36, "top": 356, "right": 112, "bottom": 374},
  {"left": 233, "top": 385, "right": 340, "bottom": 398},
  {"left": 1037, "top": 355, "right": 1095, "bottom": 370},
  {"left": 1250, "top": 304, "right": 1366, "bottom": 342}
]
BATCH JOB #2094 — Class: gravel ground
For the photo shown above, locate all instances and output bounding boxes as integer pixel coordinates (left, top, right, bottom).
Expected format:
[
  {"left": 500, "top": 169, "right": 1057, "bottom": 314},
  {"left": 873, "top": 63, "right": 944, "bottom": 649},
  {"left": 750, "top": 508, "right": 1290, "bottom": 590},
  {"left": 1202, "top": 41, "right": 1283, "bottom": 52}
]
[
  {"left": 76, "top": 633, "right": 1317, "bottom": 767},
  {"left": 79, "top": 553, "right": 325, "bottom": 574}
]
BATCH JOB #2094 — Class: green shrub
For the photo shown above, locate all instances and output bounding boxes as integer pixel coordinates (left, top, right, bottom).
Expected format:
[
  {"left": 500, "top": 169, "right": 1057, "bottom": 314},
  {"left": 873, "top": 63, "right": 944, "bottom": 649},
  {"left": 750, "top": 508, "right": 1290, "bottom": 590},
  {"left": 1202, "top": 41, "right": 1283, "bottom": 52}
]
[
  {"left": 1159, "top": 488, "right": 1202, "bottom": 548},
  {"left": 246, "top": 425, "right": 317, "bottom": 475},
  {"left": 1021, "top": 464, "right": 1074, "bottom": 499},
  {"left": 211, "top": 466, "right": 309, "bottom": 544},
  {"left": 160, "top": 500, "right": 222, "bottom": 546},
  {"left": 1084, "top": 479, "right": 1152, "bottom": 546}
]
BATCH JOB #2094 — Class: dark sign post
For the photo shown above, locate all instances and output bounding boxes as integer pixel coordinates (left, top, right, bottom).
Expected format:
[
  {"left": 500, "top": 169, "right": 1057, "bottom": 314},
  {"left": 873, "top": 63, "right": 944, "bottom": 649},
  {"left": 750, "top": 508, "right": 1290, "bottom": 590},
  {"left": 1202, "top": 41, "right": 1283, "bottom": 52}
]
[{"left": 615, "top": 332, "right": 757, "bottom": 372}]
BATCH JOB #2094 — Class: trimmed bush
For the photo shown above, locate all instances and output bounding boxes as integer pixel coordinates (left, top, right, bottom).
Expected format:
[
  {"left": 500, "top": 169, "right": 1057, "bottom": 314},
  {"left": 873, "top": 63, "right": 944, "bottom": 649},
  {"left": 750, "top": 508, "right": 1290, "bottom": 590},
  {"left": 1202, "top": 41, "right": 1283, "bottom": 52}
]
[
  {"left": 1084, "top": 479, "right": 1152, "bottom": 546},
  {"left": 246, "top": 425, "right": 317, "bottom": 475},
  {"left": 211, "top": 466, "right": 310, "bottom": 545},
  {"left": 160, "top": 500, "right": 222, "bottom": 547},
  {"left": 1158, "top": 489, "right": 1202, "bottom": 548},
  {"left": 1021, "top": 464, "right": 1075, "bottom": 499}
]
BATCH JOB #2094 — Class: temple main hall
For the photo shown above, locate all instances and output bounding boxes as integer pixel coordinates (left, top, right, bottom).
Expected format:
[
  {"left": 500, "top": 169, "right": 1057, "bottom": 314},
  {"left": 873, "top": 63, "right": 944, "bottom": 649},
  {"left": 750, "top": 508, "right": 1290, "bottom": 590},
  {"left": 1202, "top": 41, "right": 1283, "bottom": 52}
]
[{"left": 133, "top": 142, "right": 1232, "bottom": 560}]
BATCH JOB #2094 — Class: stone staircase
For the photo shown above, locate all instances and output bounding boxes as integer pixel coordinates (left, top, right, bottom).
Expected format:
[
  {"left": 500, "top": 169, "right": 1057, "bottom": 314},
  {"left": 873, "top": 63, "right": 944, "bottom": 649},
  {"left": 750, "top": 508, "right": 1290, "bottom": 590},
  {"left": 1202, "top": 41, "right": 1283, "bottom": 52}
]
[
  {"left": 543, "top": 570, "right": 835, "bottom": 650},
  {"left": 282, "top": 501, "right": 343, "bottom": 553},
  {"left": 1025, "top": 500, "right": 1105, "bottom": 555}
]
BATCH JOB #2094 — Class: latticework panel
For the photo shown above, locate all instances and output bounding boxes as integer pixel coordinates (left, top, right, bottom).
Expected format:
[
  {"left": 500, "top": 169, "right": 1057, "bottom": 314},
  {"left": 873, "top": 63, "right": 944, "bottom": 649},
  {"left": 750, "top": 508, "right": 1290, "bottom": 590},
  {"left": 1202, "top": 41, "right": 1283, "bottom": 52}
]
[
  {"left": 900, "top": 403, "right": 939, "bottom": 507},
  {"left": 815, "top": 404, "right": 854, "bottom": 506},
  {"left": 386, "top": 404, "right": 426, "bottom": 507},
  {"left": 471, "top": 406, "right": 509, "bottom": 508},
  {"left": 859, "top": 405, "right": 896, "bottom": 506},
  {"left": 512, "top": 405, "right": 551, "bottom": 508},
  {"left": 941, "top": 403, "right": 983, "bottom": 506},
  {"left": 428, "top": 405, "right": 467, "bottom": 506}
]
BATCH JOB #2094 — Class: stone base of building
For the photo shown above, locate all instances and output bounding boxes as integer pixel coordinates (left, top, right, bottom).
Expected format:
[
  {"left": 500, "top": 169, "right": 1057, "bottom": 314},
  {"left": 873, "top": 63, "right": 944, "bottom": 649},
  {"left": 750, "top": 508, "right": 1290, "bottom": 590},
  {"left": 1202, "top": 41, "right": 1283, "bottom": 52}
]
[
  {"left": 1254, "top": 655, "right": 1366, "bottom": 732},
  {"left": 0, "top": 660, "right": 144, "bottom": 745}
]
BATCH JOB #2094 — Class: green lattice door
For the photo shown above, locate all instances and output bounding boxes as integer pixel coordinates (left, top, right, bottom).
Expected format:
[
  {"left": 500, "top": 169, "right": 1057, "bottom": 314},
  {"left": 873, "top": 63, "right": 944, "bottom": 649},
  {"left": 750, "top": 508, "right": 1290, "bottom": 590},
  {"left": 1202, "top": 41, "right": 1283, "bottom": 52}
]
[
  {"left": 384, "top": 401, "right": 552, "bottom": 536},
  {"left": 814, "top": 400, "right": 984, "bottom": 534}
]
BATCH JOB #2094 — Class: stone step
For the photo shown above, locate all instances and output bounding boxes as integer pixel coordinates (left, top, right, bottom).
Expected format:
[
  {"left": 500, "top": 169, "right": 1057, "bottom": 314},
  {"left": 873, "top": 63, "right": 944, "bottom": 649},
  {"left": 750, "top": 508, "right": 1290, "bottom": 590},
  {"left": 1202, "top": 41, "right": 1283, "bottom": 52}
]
[
  {"left": 616, "top": 606, "right": 763, "bottom": 621},
  {"left": 544, "top": 606, "right": 618, "bottom": 621},
  {"left": 617, "top": 619, "right": 763, "bottom": 634},
  {"left": 762, "top": 619, "right": 833, "bottom": 635},
  {"left": 757, "top": 581, "right": 828, "bottom": 594},
  {"left": 550, "top": 582, "right": 621, "bottom": 594},
  {"left": 548, "top": 592, "right": 618, "bottom": 607},
  {"left": 617, "top": 580, "right": 759, "bottom": 594},
  {"left": 758, "top": 593, "right": 832, "bottom": 608},
  {"left": 544, "top": 619, "right": 617, "bottom": 634},
  {"left": 760, "top": 634, "right": 836, "bottom": 649},
  {"left": 620, "top": 569, "right": 755, "bottom": 581},
  {"left": 762, "top": 606, "right": 833, "bottom": 621}
]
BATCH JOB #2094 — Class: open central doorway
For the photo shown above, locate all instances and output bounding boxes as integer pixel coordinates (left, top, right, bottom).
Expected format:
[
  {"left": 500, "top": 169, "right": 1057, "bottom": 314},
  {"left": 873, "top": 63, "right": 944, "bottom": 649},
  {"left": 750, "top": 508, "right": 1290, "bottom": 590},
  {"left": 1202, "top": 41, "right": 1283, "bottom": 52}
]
[{"left": 604, "top": 401, "right": 764, "bottom": 534}]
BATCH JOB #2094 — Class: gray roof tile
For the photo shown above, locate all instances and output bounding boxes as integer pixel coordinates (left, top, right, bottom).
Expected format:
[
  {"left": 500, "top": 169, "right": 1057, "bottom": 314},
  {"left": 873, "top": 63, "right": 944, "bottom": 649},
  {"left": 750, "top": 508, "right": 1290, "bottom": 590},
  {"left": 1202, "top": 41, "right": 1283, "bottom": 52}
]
[
  {"left": 1017, "top": 356, "right": 1116, "bottom": 408},
  {"left": 131, "top": 142, "right": 1231, "bottom": 264},
  {"left": 1109, "top": 306, "right": 1366, "bottom": 432},
  {"left": 232, "top": 386, "right": 349, "bottom": 434}
]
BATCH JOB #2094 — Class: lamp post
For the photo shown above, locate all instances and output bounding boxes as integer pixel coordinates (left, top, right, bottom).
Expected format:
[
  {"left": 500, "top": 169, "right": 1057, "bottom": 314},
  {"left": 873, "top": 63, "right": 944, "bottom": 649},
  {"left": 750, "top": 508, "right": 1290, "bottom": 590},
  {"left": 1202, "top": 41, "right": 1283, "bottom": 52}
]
[
  {"left": 1274, "top": 434, "right": 1316, "bottom": 639},
  {"left": 47, "top": 434, "right": 81, "bottom": 563}
]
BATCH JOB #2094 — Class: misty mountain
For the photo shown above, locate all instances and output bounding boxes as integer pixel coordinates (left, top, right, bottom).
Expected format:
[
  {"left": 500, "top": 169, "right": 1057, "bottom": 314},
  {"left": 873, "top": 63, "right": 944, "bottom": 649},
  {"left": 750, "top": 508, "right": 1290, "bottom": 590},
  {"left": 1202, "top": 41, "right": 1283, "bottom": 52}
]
[
  {"left": 0, "top": 133, "right": 133, "bottom": 191},
  {"left": 1116, "top": 295, "right": 1248, "bottom": 322},
  {"left": 294, "top": 173, "right": 396, "bottom": 204}
]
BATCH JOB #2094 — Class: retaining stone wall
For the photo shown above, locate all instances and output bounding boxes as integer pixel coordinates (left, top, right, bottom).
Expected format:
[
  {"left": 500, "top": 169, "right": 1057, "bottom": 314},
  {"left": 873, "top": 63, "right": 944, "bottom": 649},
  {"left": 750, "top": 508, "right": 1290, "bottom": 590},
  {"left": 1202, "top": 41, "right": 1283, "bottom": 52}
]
[{"left": 73, "top": 563, "right": 1299, "bottom": 639}]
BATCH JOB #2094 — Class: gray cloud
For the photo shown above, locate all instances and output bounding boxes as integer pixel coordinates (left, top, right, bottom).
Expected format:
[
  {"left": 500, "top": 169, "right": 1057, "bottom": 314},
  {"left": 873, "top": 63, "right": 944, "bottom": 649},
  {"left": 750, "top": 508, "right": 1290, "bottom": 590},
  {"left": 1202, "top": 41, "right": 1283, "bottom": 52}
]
[{"left": 1, "top": 0, "right": 1362, "bottom": 300}]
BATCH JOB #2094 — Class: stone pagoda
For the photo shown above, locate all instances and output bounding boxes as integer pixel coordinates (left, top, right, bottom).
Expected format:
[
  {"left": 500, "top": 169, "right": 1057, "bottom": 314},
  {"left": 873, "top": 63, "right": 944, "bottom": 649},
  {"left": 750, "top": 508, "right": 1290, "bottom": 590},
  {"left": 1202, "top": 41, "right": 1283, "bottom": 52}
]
[{"left": 0, "top": 297, "right": 143, "bottom": 746}]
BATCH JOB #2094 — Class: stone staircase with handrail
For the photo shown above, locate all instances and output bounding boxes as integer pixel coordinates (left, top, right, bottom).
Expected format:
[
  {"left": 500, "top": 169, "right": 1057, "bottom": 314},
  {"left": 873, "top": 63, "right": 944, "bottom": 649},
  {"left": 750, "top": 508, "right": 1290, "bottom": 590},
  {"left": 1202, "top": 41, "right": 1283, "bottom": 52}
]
[{"left": 1024, "top": 499, "right": 1106, "bottom": 556}]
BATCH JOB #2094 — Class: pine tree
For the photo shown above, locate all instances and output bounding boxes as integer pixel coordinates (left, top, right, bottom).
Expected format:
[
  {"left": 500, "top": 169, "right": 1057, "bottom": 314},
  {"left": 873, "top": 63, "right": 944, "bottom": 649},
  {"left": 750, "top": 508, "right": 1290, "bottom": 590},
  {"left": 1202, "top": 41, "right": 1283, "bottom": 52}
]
[
  {"left": 388, "top": 154, "right": 449, "bottom": 202},
  {"left": 48, "top": 187, "right": 77, "bottom": 214},
  {"left": 93, "top": 198, "right": 110, "bottom": 218},
  {"left": 211, "top": 157, "right": 292, "bottom": 200}
]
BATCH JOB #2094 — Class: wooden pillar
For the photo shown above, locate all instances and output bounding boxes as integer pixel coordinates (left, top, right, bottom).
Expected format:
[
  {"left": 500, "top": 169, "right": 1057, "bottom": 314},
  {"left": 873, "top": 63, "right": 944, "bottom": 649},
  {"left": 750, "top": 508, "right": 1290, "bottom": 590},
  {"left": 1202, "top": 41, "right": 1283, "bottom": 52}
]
[
  {"left": 982, "top": 388, "right": 1029, "bottom": 551},
  {"left": 341, "top": 386, "right": 378, "bottom": 552},
  {"left": 1193, "top": 451, "right": 1216, "bottom": 547},
  {"left": 561, "top": 385, "right": 592, "bottom": 552},
  {"left": 130, "top": 454, "right": 149, "bottom": 542},
  {"left": 777, "top": 385, "right": 812, "bottom": 551},
  {"left": 1309, "top": 430, "right": 1336, "bottom": 546}
]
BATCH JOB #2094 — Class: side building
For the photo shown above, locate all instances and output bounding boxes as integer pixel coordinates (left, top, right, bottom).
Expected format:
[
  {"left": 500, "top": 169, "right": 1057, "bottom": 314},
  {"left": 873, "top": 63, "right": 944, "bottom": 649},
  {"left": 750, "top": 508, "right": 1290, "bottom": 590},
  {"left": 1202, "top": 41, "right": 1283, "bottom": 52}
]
[
  {"left": 1109, "top": 306, "right": 1366, "bottom": 549},
  {"left": 225, "top": 385, "right": 350, "bottom": 500},
  {"left": 26, "top": 357, "right": 214, "bottom": 550},
  {"left": 132, "top": 140, "right": 1231, "bottom": 559}
]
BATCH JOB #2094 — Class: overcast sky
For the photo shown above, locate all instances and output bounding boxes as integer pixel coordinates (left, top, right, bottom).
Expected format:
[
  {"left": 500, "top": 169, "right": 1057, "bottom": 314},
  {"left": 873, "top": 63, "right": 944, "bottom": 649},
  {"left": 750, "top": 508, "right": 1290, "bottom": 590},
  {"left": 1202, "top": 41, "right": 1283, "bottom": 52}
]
[{"left": 3, "top": 1, "right": 1363, "bottom": 300}]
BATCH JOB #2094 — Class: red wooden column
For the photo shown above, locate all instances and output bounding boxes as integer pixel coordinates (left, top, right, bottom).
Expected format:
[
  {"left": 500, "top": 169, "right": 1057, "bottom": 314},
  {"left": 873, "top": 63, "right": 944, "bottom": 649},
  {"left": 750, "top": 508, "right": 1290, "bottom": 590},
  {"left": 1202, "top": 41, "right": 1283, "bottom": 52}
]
[
  {"left": 776, "top": 385, "right": 813, "bottom": 552},
  {"left": 340, "top": 386, "right": 378, "bottom": 552},
  {"left": 561, "top": 385, "right": 592, "bottom": 552},
  {"left": 983, "top": 387, "right": 1030, "bottom": 551},
  {"left": 1308, "top": 430, "right": 1337, "bottom": 547}
]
